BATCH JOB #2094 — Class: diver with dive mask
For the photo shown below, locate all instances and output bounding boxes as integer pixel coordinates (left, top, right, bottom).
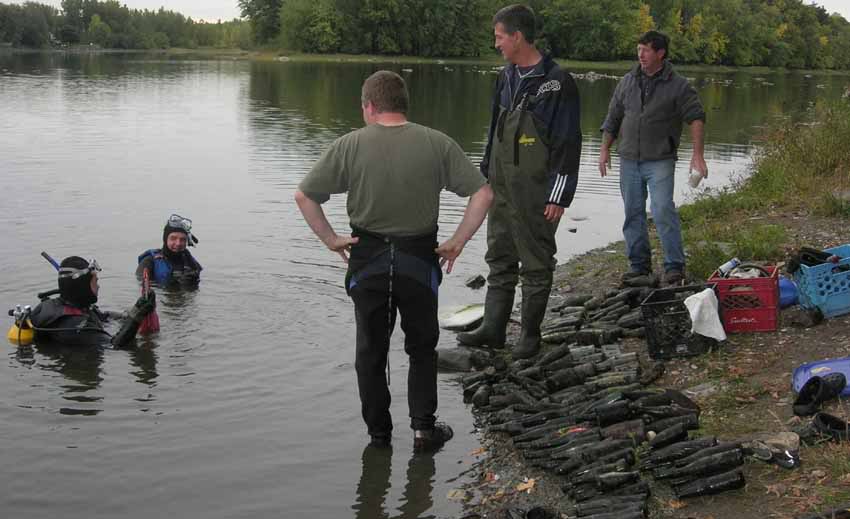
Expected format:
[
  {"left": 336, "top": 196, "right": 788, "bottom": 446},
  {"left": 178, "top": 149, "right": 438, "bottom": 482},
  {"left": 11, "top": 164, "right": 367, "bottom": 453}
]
[
  {"left": 8, "top": 255, "right": 156, "bottom": 348},
  {"left": 137, "top": 214, "right": 203, "bottom": 287}
]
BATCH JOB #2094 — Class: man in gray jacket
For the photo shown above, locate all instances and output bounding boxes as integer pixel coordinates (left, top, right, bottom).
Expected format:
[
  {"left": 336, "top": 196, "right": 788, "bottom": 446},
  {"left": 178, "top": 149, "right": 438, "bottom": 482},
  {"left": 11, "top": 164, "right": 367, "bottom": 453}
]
[{"left": 599, "top": 31, "right": 706, "bottom": 286}]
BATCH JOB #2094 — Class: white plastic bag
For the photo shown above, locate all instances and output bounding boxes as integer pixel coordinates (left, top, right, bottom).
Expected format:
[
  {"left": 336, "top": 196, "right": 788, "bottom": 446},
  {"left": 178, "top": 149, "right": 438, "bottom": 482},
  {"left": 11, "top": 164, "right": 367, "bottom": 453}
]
[{"left": 684, "top": 288, "right": 727, "bottom": 341}]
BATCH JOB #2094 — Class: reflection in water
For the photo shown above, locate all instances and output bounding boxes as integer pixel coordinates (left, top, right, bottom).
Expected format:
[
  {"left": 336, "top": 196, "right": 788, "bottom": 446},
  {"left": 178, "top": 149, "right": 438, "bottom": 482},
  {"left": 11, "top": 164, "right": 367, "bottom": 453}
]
[
  {"left": 18, "top": 342, "right": 106, "bottom": 415},
  {"left": 158, "top": 285, "right": 201, "bottom": 331},
  {"left": 354, "top": 445, "right": 392, "bottom": 519},
  {"left": 397, "top": 454, "right": 436, "bottom": 519},
  {"left": 128, "top": 341, "right": 159, "bottom": 386},
  {"left": 353, "top": 445, "right": 437, "bottom": 519}
]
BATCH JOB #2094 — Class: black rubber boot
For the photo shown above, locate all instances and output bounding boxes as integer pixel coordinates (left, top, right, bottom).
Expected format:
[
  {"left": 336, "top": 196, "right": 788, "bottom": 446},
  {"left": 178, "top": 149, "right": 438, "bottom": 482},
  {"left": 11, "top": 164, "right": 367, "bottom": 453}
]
[
  {"left": 456, "top": 288, "right": 515, "bottom": 349},
  {"left": 512, "top": 286, "right": 550, "bottom": 360}
]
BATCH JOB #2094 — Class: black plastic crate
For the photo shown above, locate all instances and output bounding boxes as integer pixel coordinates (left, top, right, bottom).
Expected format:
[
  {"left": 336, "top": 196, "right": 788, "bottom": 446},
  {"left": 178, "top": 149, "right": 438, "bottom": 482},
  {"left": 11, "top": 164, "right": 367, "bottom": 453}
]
[{"left": 640, "top": 284, "right": 719, "bottom": 360}]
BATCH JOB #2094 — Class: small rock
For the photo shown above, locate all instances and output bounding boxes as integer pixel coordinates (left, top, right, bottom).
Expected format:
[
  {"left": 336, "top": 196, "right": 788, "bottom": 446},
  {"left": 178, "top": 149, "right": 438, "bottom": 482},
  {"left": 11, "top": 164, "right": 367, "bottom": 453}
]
[
  {"left": 437, "top": 347, "right": 490, "bottom": 372},
  {"left": 811, "top": 469, "right": 827, "bottom": 478},
  {"left": 831, "top": 189, "right": 850, "bottom": 203},
  {"left": 685, "top": 381, "right": 723, "bottom": 398},
  {"left": 465, "top": 274, "right": 486, "bottom": 290}
]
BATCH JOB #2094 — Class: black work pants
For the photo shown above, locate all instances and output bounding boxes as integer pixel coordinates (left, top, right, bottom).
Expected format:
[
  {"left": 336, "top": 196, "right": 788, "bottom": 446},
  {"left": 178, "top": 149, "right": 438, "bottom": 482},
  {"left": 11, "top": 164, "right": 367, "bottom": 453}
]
[{"left": 350, "top": 274, "right": 439, "bottom": 437}]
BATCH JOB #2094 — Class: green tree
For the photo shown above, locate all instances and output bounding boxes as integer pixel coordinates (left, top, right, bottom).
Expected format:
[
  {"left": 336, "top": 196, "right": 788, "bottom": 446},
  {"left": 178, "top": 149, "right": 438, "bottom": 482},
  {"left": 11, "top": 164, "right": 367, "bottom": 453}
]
[
  {"left": 14, "top": 2, "right": 56, "bottom": 47},
  {"left": 239, "top": 0, "right": 281, "bottom": 44},
  {"left": 86, "top": 12, "right": 110, "bottom": 46},
  {"left": 279, "top": 0, "right": 341, "bottom": 52}
]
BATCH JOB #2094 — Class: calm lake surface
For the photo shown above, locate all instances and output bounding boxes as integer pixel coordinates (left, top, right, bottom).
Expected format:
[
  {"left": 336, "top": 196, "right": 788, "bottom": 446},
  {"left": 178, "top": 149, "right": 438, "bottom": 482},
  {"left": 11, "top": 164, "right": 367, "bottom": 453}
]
[{"left": 1, "top": 51, "right": 847, "bottom": 518}]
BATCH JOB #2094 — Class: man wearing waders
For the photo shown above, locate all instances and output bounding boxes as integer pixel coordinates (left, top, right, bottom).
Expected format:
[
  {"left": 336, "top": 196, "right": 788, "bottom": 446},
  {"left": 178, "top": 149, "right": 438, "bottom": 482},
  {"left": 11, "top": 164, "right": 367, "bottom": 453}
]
[
  {"left": 458, "top": 4, "right": 582, "bottom": 359},
  {"left": 295, "top": 71, "right": 494, "bottom": 451}
]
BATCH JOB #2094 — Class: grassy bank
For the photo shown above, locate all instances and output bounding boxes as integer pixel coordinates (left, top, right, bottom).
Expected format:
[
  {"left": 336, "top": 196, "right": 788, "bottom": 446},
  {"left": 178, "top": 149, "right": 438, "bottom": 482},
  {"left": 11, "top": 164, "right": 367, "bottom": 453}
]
[{"left": 681, "top": 99, "right": 850, "bottom": 279}]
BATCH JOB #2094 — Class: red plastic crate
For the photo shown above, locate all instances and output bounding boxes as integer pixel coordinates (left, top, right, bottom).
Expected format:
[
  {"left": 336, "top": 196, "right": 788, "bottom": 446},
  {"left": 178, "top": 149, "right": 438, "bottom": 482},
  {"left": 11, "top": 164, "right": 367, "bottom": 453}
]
[{"left": 708, "top": 265, "right": 779, "bottom": 333}]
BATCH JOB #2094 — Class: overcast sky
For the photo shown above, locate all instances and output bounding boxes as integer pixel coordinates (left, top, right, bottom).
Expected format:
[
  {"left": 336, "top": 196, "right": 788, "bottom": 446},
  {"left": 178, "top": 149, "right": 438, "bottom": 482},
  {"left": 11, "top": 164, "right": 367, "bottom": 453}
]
[
  {"left": 15, "top": 1, "right": 850, "bottom": 24},
  {"left": 815, "top": 0, "right": 850, "bottom": 20},
  {"left": 34, "top": 1, "right": 242, "bottom": 21}
]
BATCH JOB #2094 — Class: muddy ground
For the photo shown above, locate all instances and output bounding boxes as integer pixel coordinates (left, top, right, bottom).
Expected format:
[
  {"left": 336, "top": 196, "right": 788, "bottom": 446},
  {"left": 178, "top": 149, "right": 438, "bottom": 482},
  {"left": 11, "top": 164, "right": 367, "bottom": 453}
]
[{"left": 453, "top": 214, "right": 850, "bottom": 519}]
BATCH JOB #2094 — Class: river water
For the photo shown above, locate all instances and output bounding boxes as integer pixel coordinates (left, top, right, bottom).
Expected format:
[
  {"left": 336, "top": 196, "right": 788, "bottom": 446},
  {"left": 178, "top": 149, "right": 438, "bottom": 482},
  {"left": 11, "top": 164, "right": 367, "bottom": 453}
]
[{"left": 1, "top": 51, "right": 847, "bottom": 518}]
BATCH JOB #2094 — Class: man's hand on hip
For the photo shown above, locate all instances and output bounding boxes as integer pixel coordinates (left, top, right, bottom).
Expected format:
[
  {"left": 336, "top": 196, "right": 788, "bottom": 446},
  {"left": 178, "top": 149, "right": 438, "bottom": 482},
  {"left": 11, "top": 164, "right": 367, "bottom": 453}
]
[
  {"left": 325, "top": 234, "right": 359, "bottom": 263},
  {"left": 544, "top": 203, "right": 564, "bottom": 222}
]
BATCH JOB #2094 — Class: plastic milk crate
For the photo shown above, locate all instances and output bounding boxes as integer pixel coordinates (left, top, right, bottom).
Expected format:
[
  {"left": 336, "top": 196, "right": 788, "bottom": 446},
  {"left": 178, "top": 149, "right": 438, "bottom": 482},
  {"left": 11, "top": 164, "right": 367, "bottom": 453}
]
[
  {"left": 794, "top": 244, "right": 850, "bottom": 318},
  {"left": 708, "top": 265, "right": 779, "bottom": 333},
  {"left": 640, "top": 284, "right": 719, "bottom": 360}
]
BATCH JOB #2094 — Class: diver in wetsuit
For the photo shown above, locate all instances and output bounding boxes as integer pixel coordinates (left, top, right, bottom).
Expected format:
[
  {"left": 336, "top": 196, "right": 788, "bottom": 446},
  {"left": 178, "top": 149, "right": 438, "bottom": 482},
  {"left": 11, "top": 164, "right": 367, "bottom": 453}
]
[
  {"left": 28, "top": 256, "right": 156, "bottom": 348},
  {"left": 137, "top": 214, "right": 202, "bottom": 287}
]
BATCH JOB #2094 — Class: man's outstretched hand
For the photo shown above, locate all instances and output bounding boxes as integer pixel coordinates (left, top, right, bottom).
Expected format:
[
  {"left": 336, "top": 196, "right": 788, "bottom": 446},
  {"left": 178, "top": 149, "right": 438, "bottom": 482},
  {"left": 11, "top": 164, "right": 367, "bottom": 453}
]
[{"left": 436, "top": 237, "right": 467, "bottom": 274}]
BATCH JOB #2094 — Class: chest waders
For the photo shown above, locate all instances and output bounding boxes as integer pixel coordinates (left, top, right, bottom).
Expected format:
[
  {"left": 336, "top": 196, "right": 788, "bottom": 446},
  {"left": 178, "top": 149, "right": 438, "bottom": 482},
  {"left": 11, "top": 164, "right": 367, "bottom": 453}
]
[{"left": 464, "top": 90, "right": 559, "bottom": 359}]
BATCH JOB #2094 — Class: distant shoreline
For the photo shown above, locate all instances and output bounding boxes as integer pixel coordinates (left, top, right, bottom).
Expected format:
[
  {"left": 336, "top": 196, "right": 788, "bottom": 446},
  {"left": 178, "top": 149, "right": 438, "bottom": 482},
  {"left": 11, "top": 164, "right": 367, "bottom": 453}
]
[{"left": 3, "top": 46, "right": 850, "bottom": 76}]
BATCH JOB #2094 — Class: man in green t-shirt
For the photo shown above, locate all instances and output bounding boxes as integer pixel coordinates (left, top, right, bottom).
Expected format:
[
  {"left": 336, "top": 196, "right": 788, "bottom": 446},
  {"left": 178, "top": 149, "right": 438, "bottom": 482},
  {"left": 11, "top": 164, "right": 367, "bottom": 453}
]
[{"left": 295, "top": 70, "right": 494, "bottom": 452}]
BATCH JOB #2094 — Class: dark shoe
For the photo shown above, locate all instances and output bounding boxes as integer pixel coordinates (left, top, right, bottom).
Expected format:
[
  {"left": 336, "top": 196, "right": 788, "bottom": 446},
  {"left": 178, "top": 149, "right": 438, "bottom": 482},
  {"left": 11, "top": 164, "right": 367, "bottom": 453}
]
[
  {"left": 813, "top": 412, "right": 850, "bottom": 442},
  {"left": 794, "top": 376, "right": 825, "bottom": 416},
  {"left": 663, "top": 270, "right": 685, "bottom": 287},
  {"left": 512, "top": 286, "right": 550, "bottom": 360},
  {"left": 369, "top": 434, "right": 392, "bottom": 448},
  {"left": 456, "top": 288, "right": 515, "bottom": 349},
  {"left": 821, "top": 372, "right": 848, "bottom": 399},
  {"left": 793, "top": 419, "right": 831, "bottom": 445},
  {"left": 794, "top": 374, "right": 846, "bottom": 416},
  {"left": 413, "top": 422, "right": 454, "bottom": 453}
]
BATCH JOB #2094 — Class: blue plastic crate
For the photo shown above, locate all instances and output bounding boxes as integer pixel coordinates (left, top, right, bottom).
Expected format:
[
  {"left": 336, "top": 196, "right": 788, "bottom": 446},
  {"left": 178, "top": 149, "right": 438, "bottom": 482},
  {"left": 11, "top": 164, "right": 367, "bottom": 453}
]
[{"left": 794, "top": 244, "right": 850, "bottom": 318}]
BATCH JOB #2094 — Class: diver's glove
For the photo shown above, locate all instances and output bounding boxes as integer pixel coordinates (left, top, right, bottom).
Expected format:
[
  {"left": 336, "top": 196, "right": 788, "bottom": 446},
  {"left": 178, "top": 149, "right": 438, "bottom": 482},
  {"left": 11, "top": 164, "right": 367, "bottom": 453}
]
[
  {"left": 129, "top": 290, "right": 156, "bottom": 320},
  {"left": 111, "top": 291, "right": 155, "bottom": 348}
]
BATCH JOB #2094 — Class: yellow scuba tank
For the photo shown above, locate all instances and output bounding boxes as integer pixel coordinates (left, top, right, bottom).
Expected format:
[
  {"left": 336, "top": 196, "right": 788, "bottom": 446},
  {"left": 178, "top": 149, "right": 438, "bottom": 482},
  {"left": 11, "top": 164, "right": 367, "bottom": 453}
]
[{"left": 7, "top": 305, "right": 35, "bottom": 346}]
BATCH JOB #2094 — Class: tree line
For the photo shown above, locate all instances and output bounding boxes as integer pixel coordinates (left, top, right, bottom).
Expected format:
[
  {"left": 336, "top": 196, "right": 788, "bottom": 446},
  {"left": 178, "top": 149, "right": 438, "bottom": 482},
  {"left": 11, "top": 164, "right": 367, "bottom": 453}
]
[
  {"left": 2, "top": 0, "right": 849, "bottom": 69},
  {"left": 0, "top": 0, "right": 251, "bottom": 49},
  {"left": 240, "top": 0, "right": 850, "bottom": 69}
]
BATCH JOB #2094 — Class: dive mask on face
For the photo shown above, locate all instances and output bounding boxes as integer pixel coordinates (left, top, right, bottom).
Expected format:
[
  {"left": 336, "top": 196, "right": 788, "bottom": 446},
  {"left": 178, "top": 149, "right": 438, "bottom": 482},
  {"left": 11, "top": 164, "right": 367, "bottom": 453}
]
[
  {"left": 165, "top": 214, "right": 198, "bottom": 246},
  {"left": 167, "top": 214, "right": 192, "bottom": 232},
  {"left": 58, "top": 259, "right": 101, "bottom": 280}
]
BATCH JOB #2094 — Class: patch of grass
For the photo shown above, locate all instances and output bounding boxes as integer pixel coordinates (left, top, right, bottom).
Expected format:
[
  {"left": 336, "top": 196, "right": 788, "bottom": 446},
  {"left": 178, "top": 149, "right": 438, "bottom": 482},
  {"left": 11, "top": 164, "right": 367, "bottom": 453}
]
[
  {"left": 799, "top": 442, "right": 850, "bottom": 507},
  {"left": 684, "top": 223, "right": 787, "bottom": 280},
  {"left": 678, "top": 100, "right": 850, "bottom": 279},
  {"left": 816, "top": 192, "right": 850, "bottom": 217}
]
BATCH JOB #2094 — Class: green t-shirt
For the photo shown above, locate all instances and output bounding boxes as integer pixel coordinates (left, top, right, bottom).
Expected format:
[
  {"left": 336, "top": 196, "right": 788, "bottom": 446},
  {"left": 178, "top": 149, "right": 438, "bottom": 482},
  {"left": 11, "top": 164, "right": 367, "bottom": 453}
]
[{"left": 299, "top": 122, "right": 486, "bottom": 237}]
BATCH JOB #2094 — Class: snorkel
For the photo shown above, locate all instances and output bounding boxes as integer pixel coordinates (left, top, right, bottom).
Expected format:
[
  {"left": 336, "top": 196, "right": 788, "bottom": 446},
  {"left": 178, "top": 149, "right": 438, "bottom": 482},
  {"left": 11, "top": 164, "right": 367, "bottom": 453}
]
[{"left": 8, "top": 252, "right": 63, "bottom": 346}]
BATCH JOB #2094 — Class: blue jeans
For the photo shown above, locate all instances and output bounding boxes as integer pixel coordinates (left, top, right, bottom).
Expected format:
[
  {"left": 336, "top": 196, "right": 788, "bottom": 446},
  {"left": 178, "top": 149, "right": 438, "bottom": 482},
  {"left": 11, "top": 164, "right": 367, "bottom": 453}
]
[{"left": 619, "top": 158, "right": 685, "bottom": 274}]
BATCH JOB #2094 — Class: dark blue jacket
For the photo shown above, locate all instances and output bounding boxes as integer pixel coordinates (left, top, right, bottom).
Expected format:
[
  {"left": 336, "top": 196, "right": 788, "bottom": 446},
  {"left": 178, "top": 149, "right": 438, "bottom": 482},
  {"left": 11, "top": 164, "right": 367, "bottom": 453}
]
[{"left": 481, "top": 54, "right": 582, "bottom": 207}]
